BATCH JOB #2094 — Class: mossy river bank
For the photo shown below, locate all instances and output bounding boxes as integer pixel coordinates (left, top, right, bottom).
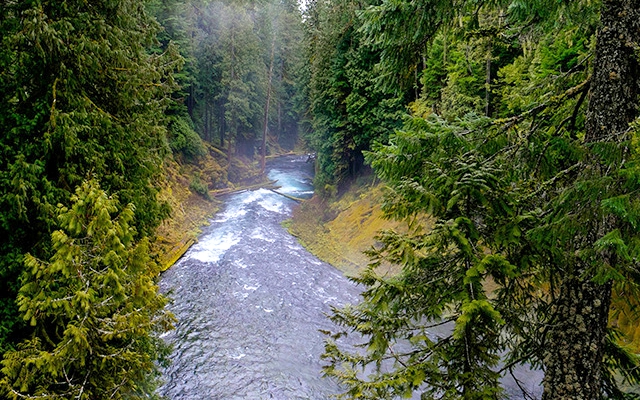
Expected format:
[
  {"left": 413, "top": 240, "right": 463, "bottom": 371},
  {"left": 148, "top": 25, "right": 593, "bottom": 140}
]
[{"left": 157, "top": 155, "right": 361, "bottom": 398}]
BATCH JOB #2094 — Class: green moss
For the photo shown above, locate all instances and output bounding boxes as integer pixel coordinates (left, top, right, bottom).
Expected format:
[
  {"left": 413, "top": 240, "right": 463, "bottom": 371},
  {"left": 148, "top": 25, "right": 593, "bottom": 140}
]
[
  {"left": 289, "top": 181, "right": 406, "bottom": 277},
  {"left": 159, "top": 238, "right": 195, "bottom": 272}
]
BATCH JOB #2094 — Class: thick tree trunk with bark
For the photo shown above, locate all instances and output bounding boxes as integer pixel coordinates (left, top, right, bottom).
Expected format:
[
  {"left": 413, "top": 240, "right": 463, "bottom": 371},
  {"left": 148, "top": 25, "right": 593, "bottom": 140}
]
[
  {"left": 541, "top": 0, "right": 640, "bottom": 398},
  {"left": 584, "top": 0, "right": 640, "bottom": 143},
  {"left": 542, "top": 268, "right": 612, "bottom": 399}
]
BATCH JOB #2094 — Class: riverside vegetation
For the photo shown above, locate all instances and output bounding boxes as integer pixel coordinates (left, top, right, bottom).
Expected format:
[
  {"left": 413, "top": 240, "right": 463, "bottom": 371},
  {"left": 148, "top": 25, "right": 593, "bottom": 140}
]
[
  {"left": 2, "top": 0, "right": 640, "bottom": 399},
  {"left": 0, "top": 0, "right": 304, "bottom": 398},
  {"left": 298, "top": 0, "right": 640, "bottom": 399}
]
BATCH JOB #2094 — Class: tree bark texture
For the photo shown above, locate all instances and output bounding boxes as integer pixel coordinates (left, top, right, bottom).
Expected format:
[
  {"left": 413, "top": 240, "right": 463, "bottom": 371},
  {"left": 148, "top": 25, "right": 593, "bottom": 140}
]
[
  {"left": 584, "top": 0, "right": 640, "bottom": 144},
  {"left": 261, "top": 37, "right": 276, "bottom": 173},
  {"left": 541, "top": 267, "right": 612, "bottom": 399},
  {"left": 541, "top": 0, "right": 640, "bottom": 398}
]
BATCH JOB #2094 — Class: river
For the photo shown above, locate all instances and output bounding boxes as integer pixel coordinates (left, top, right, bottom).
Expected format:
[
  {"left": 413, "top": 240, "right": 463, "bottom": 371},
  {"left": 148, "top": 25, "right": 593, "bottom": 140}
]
[
  {"left": 157, "top": 155, "right": 543, "bottom": 399},
  {"left": 157, "top": 155, "right": 361, "bottom": 399}
]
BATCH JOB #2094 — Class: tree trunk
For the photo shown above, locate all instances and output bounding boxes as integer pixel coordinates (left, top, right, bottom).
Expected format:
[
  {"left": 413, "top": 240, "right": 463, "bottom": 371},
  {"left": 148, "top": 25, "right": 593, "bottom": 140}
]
[
  {"left": 219, "top": 101, "right": 225, "bottom": 148},
  {"left": 541, "top": 266, "right": 612, "bottom": 399},
  {"left": 228, "top": 29, "right": 236, "bottom": 181},
  {"left": 187, "top": 84, "right": 195, "bottom": 118},
  {"left": 209, "top": 103, "right": 214, "bottom": 143},
  {"left": 204, "top": 100, "right": 210, "bottom": 142},
  {"left": 484, "top": 45, "right": 491, "bottom": 117},
  {"left": 261, "top": 37, "right": 276, "bottom": 173},
  {"left": 277, "top": 101, "right": 282, "bottom": 142},
  {"left": 541, "top": 0, "right": 640, "bottom": 398},
  {"left": 584, "top": 0, "right": 640, "bottom": 144}
]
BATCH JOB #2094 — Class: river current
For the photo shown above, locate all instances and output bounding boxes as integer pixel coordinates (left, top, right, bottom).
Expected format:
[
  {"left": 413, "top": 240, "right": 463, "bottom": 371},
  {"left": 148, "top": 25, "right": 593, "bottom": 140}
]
[
  {"left": 158, "top": 155, "right": 361, "bottom": 399},
  {"left": 158, "top": 155, "right": 542, "bottom": 399}
]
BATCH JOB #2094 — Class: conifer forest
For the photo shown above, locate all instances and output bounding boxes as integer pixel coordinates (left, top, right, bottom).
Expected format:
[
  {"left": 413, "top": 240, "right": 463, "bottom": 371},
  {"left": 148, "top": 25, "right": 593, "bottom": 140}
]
[{"left": 1, "top": 0, "right": 640, "bottom": 399}]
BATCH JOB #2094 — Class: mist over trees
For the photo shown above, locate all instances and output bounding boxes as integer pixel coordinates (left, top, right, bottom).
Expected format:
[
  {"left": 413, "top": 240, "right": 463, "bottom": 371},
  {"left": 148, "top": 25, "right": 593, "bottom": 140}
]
[{"left": 151, "top": 0, "right": 305, "bottom": 162}]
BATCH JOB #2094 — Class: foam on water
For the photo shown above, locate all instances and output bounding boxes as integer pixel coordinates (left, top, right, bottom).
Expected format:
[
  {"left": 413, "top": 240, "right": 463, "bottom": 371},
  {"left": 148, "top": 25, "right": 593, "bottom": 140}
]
[
  {"left": 250, "top": 227, "right": 276, "bottom": 242},
  {"left": 190, "top": 231, "right": 241, "bottom": 263},
  {"left": 234, "top": 260, "right": 248, "bottom": 269},
  {"left": 233, "top": 291, "right": 249, "bottom": 300},
  {"left": 258, "top": 198, "right": 286, "bottom": 213},
  {"left": 212, "top": 204, "right": 248, "bottom": 222},
  {"left": 240, "top": 189, "right": 269, "bottom": 204}
]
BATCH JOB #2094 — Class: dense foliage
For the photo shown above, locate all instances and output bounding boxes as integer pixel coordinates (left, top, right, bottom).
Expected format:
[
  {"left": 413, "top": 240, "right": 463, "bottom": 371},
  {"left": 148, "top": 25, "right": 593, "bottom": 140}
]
[
  {"left": 303, "top": 0, "right": 407, "bottom": 194},
  {"left": 2, "top": 181, "right": 172, "bottom": 399},
  {"left": 0, "top": 0, "right": 176, "bottom": 351},
  {"left": 0, "top": 0, "right": 181, "bottom": 397},
  {"left": 152, "top": 0, "right": 306, "bottom": 164},
  {"left": 4, "top": 0, "right": 640, "bottom": 397},
  {"left": 318, "top": 0, "right": 640, "bottom": 398},
  {"left": 0, "top": 0, "right": 307, "bottom": 397}
]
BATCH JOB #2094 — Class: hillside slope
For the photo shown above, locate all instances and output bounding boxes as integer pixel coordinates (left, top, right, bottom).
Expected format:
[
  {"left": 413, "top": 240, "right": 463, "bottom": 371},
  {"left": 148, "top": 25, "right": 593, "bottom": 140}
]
[
  {"left": 153, "top": 144, "right": 264, "bottom": 271},
  {"left": 289, "top": 180, "right": 405, "bottom": 277}
]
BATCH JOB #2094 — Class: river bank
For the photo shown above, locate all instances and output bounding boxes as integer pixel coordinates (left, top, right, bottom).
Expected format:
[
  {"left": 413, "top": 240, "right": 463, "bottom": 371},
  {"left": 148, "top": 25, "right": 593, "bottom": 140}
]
[
  {"left": 153, "top": 145, "right": 279, "bottom": 271},
  {"left": 288, "top": 177, "right": 404, "bottom": 277},
  {"left": 153, "top": 145, "right": 393, "bottom": 277}
]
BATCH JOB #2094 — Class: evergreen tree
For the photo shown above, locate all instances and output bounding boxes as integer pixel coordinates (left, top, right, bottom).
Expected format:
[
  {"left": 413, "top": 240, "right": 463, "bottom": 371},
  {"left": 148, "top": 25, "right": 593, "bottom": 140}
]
[
  {"left": 323, "top": 0, "right": 640, "bottom": 398},
  {"left": 163, "top": 0, "right": 305, "bottom": 166},
  {"left": 217, "top": 2, "right": 264, "bottom": 160},
  {"left": 148, "top": 0, "right": 207, "bottom": 162},
  {"left": 324, "top": 115, "right": 512, "bottom": 399},
  {"left": 304, "top": 0, "right": 406, "bottom": 193},
  {"left": 538, "top": 0, "right": 640, "bottom": 396},
  {"left": 1, "top": 180, "right": 172, "bottom": 399},
  {"left": 0, "top": 0, "right": 179, "bottom": 391},
  {"left": 271, "top": 0, "right": 307, "bottom": 151}
]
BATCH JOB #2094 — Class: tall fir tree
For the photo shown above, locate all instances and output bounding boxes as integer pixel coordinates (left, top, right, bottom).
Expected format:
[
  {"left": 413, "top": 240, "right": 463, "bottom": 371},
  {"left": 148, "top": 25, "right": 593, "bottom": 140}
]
[
  {"left": 0, "top": 0, "right": 179, "bottom": 395},
  {"left": 539, "top": 0, "right": 640, "bottom": 396}
]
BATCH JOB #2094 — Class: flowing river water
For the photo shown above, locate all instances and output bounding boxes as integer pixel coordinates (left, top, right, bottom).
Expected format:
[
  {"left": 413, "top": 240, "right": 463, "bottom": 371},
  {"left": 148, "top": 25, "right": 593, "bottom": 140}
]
[
  {"left": 158, "top": 155, "right": 543, "bottom": 399},
  {"left": 158, "top": 155, "right": 361, "bottom": 399}
]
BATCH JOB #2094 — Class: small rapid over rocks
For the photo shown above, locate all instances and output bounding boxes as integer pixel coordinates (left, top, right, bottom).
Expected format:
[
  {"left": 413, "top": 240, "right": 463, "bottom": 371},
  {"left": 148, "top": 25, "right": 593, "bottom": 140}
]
[{"left": 158, "top": 155, "right": 360, "bottom": 399}]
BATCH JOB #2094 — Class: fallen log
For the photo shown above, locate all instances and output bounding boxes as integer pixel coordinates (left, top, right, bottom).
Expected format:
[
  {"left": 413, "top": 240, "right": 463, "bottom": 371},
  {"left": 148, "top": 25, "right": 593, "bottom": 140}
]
[
  {"left": 269, "top": 189, "right": 305, "bottom": 203},
  {"left": 210, "top": 180, "right": 280, "bottom": 197}
]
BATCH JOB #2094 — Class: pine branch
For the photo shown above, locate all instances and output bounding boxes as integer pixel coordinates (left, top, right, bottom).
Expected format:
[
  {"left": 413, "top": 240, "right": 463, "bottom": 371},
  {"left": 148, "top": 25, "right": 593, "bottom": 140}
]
[{"left": 494, "top": 77, "right": 591, "bottom": 130}]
